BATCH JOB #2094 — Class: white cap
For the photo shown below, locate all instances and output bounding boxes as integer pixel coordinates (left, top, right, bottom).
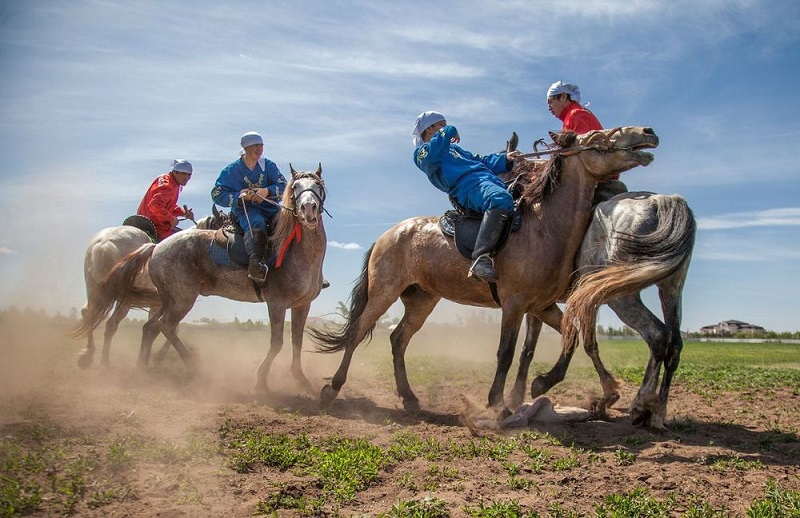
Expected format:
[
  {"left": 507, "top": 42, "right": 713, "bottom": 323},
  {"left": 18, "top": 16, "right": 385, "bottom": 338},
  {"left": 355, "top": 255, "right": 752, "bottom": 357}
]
[
  {"left": 171, "top": 159, "right": 192, "bottom": 174},
  {"left": 411, "top": 110, "right": 445, "bottom": 147},
  {"left": 547, "top": 81, "right": 582, "bottom": 104},
  {"left": 240, "top": 131, "right": 263, "bottom": 149}
]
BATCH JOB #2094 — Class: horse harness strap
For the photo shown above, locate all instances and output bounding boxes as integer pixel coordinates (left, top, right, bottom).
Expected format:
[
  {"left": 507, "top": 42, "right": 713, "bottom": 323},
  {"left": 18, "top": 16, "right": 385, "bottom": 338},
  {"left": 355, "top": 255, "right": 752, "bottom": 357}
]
[{"left": 275, "top": 222, "right": 302, "bottom": 268}]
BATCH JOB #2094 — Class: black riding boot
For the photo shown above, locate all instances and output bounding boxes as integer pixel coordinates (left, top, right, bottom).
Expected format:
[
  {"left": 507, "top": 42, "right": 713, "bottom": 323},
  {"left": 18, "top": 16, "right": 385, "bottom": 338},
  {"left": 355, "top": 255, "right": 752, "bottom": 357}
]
[
  {"left": 468, "top": 209, "right": 511, "bottom": 282},
  {"left": 244, "top": 230, "right": 268, "bottom": 285}
]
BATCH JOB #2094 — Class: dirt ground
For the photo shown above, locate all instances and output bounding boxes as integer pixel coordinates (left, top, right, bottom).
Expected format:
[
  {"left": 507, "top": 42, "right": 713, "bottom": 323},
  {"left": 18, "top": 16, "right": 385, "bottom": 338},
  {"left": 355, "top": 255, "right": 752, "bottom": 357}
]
[{"left": 1, "top": 315, "right": 798, "bottom": 517}]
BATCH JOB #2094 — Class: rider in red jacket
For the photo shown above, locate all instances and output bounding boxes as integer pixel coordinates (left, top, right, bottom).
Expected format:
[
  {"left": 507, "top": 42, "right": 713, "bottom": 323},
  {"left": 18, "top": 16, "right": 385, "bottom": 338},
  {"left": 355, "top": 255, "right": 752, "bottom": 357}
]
[
  {"left": 137, "top": 159, "right": 194, "bottom": 241},
  {"left": 547, "top": 81, "right": 627, "bottom": 203}
]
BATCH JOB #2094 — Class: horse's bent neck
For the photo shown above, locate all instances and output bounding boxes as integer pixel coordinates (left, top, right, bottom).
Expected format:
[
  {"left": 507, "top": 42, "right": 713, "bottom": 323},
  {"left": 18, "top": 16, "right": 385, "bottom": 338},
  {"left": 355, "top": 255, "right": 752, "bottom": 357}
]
[{"left": 527, "top": 158, "right": 597, "bottom": 247}]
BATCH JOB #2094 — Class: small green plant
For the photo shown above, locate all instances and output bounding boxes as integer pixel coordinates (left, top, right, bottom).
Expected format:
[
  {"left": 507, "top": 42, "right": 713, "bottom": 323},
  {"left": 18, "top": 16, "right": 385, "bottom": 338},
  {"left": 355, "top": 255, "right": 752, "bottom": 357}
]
[
  {"left": 613, "top": 447, "right": 637, "bottom": 466},
  {"left": 746, "top": 478, "right": 800, "bottom": 517},
  {"left": 465, "top": 499, "right": 540, "bottom": 517},
  {"left": 550, "top": 453, "right": 580, "bottom": 472},
  {"left": 385, "top": 495, "right": 450, "bottom": 517},
  {"left": 595, "top": 487, "right": 672, "bottom": 517},
  {"left": 707, "top": 454, "right": 764, "bottom": 472}
]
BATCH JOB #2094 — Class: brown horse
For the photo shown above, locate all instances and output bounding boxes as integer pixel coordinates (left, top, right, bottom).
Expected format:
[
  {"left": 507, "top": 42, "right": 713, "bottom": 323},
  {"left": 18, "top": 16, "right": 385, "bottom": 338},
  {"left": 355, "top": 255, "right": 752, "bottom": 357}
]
[
  {"left": 311, "top": 127, "right": 659, "bottom": 412},
  {"left": 72, "top": 209, "right": 228, "bottom": 369},
  {"left": 81, "top": 166, "right": 326, "bottom": 393},
  {"left": 505, "top": 192, "right": 695, "bottom": 429}
]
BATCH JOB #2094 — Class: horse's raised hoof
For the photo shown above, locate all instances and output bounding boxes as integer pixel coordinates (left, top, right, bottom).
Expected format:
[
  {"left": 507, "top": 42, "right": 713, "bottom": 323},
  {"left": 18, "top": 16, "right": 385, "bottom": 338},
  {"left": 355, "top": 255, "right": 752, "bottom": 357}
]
[
  {"left": 77, "top": 354, "right": 93, "bottom": 370},
  {"left": 530, "top": 376, "right": 549, "bottom": 399},
  {"left": 603, "top": 392, "right": 621, "bottom": 409},
  {"left": 320, "top": 384, "right": 339, "bottom": 408}
]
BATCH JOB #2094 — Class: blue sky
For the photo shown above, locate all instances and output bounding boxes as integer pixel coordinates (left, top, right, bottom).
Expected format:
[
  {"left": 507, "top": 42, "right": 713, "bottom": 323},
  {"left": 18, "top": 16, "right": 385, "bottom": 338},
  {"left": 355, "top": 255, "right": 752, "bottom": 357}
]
[{"left": 1, "top": 0, "right": 799, "bottom": 333}]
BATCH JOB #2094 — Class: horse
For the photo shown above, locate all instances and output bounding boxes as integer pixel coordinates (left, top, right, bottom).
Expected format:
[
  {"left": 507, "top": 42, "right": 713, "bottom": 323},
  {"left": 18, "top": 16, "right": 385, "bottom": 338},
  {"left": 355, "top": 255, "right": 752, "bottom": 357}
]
[
  {"left": 80, "top": 166, "right": 327, "bottom": 394},
  {"left": 497, "top": 192, "right": 695, "bottom": 429},
  {"left": 72, "top": 208, "right": 228, "bottom": 369},
  {"left": 522, "top": 192, "right": 696, "bottom": 429},
  {"left": 310, "top": 126, "right": 660, "bottom": 413}
]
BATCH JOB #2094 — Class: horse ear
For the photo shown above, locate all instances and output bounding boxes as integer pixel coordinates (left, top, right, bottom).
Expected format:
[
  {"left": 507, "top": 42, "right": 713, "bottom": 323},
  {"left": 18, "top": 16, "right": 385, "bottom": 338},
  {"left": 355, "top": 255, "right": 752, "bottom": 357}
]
[
  {"left": 316, "top": 162, "right": 322, "bottom": 177},
  {"left": 213, "top": 205, "right": 220, "bottom": 218},
  {"left": 548, "top": 130, "right": 560, "bottom": 143},
  {"left": 289, "top": 163, "right": 297, "bottom": 178}
]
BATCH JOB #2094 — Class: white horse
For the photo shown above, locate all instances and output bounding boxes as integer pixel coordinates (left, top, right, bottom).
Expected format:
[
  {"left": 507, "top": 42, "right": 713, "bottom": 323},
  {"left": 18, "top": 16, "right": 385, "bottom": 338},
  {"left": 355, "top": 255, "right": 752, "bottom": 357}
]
[{"left": 72, "top": 208, "right": 227, "bottom": 369}]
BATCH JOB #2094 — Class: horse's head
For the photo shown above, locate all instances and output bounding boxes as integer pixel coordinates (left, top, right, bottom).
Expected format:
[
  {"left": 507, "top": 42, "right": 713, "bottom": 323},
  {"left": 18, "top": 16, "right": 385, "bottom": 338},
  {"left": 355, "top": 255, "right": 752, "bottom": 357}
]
[
  {"left": 195, "top": 205, "right": 229, "bottom": 230},
  {"left": 288, "top": 163, "right": 325, "bottom": 229},
  {"left": 556, "top": 126, "right": 659, "bottom": 180}
]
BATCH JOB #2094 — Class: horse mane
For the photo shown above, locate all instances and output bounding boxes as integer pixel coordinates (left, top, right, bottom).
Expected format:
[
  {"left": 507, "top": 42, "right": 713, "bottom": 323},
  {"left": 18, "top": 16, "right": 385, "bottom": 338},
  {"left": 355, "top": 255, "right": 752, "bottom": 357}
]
[
  {"left": 268, "top": 181, "right": 297, "bottom": 251},
  {"left": 516, "top": 132, "right": 578, "bottom": 214}
]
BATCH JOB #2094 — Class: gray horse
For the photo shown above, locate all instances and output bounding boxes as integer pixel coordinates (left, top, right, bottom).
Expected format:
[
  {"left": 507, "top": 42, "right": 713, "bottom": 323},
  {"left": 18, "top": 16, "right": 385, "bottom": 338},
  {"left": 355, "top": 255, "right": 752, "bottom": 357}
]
[
  {"left": 506, "top": 191, "right": 695, "bottom": 429},
  {"left": 72, "top": 208, "right": 227, "bottom": 369},
  {"left": 81, "top": 166, "right": 326, "bottom": 394}
]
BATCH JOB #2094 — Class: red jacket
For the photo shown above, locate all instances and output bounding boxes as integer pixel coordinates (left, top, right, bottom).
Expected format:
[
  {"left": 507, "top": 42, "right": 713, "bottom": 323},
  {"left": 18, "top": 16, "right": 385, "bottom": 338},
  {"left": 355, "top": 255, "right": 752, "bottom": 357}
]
[
  {"left": 559, "top": 102, "right": 618, "bottom": 180},
  {"left": 559, "top": 101, "right": 603, "bottom": 135},
  {"left": 137, "top": 172, "right": 186, "bottom": 239}
]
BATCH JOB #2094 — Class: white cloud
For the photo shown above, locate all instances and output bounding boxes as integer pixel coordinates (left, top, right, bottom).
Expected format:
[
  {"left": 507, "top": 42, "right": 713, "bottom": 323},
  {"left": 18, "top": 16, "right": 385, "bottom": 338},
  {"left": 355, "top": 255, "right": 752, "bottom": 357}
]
[
  {"left": 0, "top": 247, "right": 17, "bottom": 255},
  {"left": 698, "top": 207, "right": 800, "bottom": 230},
  {"left": 328, "top": 241, "right": 363, "bottom": 250}
]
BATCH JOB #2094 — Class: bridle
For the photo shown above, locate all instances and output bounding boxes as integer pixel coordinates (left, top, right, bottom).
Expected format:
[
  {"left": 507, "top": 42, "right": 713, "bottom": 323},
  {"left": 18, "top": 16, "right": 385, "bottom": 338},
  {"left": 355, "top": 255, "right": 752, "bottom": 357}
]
[
  {"left": 517, "top": 127, "right": 640, "bottom": 159},
  {"left": 289, "top": 172, "right": 329, "bottom": 218}
]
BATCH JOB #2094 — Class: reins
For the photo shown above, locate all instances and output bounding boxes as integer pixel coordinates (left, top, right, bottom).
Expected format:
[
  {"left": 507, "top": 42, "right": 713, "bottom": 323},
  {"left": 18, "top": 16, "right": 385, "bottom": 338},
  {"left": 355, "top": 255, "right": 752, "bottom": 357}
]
[
  {"left": 239, "top": 172, "right": 329, "bottom": 239},
  {"left": 517, "top": 127, "right": 633, "bottom": 160}
]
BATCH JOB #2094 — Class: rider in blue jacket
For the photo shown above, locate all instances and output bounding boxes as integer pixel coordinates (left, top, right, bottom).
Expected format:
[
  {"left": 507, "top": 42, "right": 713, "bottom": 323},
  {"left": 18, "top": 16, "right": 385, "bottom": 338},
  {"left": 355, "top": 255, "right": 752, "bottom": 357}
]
[
  {"left": 413, "top": 111, "right": 519, "bottom": 282},
  {"left": 211, "top": 131, "right": 287, "bottom": 284}
]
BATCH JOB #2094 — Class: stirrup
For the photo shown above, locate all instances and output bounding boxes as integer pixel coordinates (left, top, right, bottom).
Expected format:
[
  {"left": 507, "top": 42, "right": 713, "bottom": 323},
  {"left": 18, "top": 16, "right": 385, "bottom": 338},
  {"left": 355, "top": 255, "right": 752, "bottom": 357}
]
[
  {"left": 248, "top": 262, "right": 268, "bottom": 285},
  {"left": 468, "top": 254, "right": 498, "bottom": 282}
]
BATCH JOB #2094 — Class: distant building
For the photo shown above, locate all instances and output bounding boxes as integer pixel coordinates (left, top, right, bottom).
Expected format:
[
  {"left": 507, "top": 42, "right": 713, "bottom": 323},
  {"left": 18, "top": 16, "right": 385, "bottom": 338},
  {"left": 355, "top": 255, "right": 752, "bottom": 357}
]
[{"left": 700, "top": 319, "right": 766, "bottom": 336}]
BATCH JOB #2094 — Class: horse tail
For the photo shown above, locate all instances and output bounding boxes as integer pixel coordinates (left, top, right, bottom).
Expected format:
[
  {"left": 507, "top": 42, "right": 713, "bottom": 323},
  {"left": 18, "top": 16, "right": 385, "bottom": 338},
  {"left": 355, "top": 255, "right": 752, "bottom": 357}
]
[
  {"left": 563, "top": 195, "right": 696, "bottom": 348},
  {"left": 70, "top": 243, "right": 157, "bottom": 338},
  {"left": 309, "top": 244, "right": 376, "bottom": 353}
]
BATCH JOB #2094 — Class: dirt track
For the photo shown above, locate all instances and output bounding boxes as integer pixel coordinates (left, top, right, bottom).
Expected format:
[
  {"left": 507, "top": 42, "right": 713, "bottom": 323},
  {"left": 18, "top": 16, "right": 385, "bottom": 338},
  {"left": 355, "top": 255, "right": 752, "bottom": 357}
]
[{"left": 1, "top": 316, "right": 798, "bottom": 516}]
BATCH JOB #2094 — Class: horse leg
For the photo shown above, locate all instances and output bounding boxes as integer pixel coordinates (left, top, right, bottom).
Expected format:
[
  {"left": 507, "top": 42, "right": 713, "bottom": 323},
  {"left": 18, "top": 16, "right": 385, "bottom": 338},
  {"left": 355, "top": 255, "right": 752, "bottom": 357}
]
[
  {"left": 653, "top": 272, "right": 688, "bottom": 429},
  {"left": 581, "top": 316, "right": 623, "bottom": 411},
  {"left": 138, "top": 308, "right": 163, "bottom": 368},
  {"left": 509, "top": 314, "right": 542, "bottom": 410},
  {"left": 100, "top": 303, "right": 130, "bottom": 369},
  {"left": 508, "top": 305, "right": 563, "bottom": 409},
  {"left": 153, "top": 295, "right": 196, "bottom": 370},
  {"left": 608, "top": 294, "right": 668, "bottom": 427},
  {"left": 151, "top": 306, "right": 175, "bottom": 364},
  {"left": 391, "top": 287, "right": 440, "bottom": 411},
  {"left": 77, "top": 304, "right": 96, "bottom": 370},
  {"left": 289, "top": 305, "right": 314, "bottom": 394},
  {"left": 530, "top": 312, "right": 582, "bottom": 400},
  {"left": 322, "top": 292, "right": 401, "bottom": 407},
  {"left": 255, "top": 305, "right": 286, "bottom": 395},
  {"left": 487, "top": 305, "right": 526, "bottom": 413}
]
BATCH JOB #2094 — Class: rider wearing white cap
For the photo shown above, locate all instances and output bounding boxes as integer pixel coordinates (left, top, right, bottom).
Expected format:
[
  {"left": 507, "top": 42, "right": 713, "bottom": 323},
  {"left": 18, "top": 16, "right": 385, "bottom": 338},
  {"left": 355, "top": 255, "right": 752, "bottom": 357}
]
[
  {"left": 211, "top": 131, "right": 287, "bottom": 285},
  {"left": 412, "top": 111, "right": 520, "bottom": 283},
  {"left": 547, "top": 81, "right": 627, "bottom": 203},
  {"left": 136, "top": 159, "right": 194, "bottom": 241},
  {"left": 546, "top": 81, "right": 602, "bottom": 135}
]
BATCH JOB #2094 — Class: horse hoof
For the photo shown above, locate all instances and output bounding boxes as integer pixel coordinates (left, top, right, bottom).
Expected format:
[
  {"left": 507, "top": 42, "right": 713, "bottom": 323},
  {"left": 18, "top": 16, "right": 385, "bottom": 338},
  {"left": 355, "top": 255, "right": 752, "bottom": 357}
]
[
  {"left": 402, "top": 398, "right": 421, "bottom": 412},
  {"left": 530, "top": 376, "right": 548, "bottom": 398},
  {"left": 320, "top": 384, "right": 338, "bottom": 408},
  {"left": 77, "top": 355, "right": 93, "bottom": 370}
]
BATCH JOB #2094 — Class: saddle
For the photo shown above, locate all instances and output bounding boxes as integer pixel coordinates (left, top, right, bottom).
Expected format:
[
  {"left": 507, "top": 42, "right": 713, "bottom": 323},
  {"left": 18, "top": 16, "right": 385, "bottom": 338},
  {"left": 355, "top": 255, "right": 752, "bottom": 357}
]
[
  {"left": 438, "top": 199, "right": 523, "bottom": 260},
  {"left": 122, "top": 215, "right": 158, "bottom": 243},
  {"left": 209, "top": 223, "right": 276, "bottom": 269}
]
